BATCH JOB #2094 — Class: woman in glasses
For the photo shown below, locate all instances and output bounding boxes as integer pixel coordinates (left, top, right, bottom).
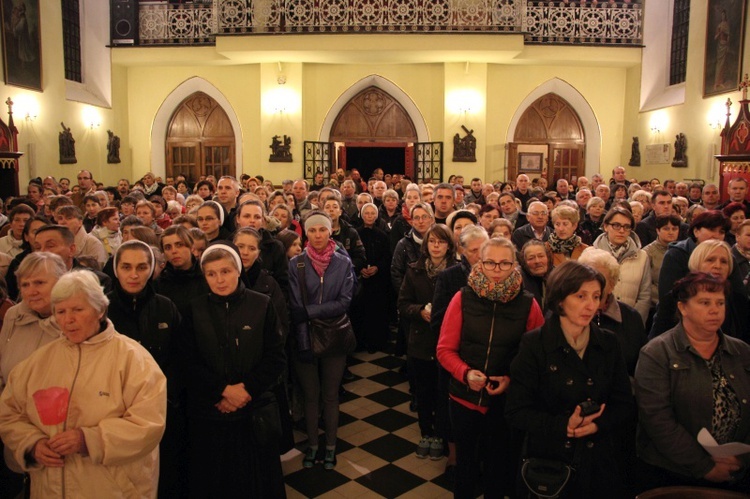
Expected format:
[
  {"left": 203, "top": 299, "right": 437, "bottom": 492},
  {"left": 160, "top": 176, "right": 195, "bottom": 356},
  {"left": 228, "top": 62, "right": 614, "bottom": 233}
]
[
  {"left": 437, "top": 237, "right": 544, "bottom": 499},
  {"left": 591, "top": 207, "right": 651, "bottom": 325}
]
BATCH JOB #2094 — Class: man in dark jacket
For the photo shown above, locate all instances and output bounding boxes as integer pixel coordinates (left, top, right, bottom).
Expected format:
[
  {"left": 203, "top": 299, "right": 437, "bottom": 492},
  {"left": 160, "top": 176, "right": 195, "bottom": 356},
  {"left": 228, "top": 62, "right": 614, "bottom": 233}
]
[{"left": 636, "top": 190, "right": 689, "bottom": 246}]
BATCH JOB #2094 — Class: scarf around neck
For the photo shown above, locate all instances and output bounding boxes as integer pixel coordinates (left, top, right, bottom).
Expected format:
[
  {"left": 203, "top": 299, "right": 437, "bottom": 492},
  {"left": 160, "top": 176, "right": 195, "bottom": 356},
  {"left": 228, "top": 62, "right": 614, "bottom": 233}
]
[
  {"left": 468, "top": 265, "right": 523, "bottom": 303},
  {"left": 307, "top": 238, "right": 337, "bottom": 277},
  {"left": 425, "top": 256, "right": 447, "bottom": 279},
  {"left": 401, "top": 204, "right": 412, "bottom": 223},
  {"left": 548, "top": 231, "right": 582, "bottom": 255}
]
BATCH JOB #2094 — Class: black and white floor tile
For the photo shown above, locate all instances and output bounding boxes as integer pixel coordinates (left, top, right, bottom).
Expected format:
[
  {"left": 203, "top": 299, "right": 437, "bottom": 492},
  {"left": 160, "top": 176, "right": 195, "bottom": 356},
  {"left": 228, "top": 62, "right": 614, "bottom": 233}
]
[{"left": 282, "top": 351, "right": 454, "bottom": 498}]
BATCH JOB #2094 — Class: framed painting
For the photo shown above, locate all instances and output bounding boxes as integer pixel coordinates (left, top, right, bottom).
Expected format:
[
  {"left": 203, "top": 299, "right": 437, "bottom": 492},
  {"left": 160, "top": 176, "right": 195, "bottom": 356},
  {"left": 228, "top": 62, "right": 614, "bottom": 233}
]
[
  {"left": 1, "top": 0, "right": 42, "bottom": 91},
  {"left": 704, "top": 0, "right": 746, "bottom": 97},
  {"left": 518, "top": 152, "right": 543, "bottom": 173}
]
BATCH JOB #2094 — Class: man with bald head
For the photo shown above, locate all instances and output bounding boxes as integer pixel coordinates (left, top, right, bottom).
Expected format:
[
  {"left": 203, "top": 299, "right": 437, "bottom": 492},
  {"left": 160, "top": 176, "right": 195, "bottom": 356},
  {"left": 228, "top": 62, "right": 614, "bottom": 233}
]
[
  {"left": 513, "top": 174, "right": 532, "bottom": 209},
  {"left": 609, "top": 166, "right": 631, "bottom": 190}
]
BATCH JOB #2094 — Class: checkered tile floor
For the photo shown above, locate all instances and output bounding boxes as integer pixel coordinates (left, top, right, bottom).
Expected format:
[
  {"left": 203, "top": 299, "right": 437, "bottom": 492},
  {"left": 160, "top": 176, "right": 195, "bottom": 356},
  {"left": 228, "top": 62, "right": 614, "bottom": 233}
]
[{"left": 282, "top": 351, "right": 454, "bottom": 498}]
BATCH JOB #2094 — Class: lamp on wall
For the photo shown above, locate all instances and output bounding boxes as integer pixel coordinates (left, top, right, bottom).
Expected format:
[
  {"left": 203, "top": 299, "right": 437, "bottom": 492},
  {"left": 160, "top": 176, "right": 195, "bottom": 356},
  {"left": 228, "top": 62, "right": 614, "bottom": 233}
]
[
  {"left": 263, "top": 68, "right": 300, "bottom": 115},
  {"left": 707, "top": 101, "right": 727, "bottom": 130},
  {"left": 13, "top": 95, "right": 38, "bottom": 122},
  {"left": 649, "top": 111, "right": 667, "bottom": 133},
  {"left": 447, "top": 89, "right": 482, "bottom": 116},
  {"left": 82, "top": 107, "right": 101, "bottom": 129}
]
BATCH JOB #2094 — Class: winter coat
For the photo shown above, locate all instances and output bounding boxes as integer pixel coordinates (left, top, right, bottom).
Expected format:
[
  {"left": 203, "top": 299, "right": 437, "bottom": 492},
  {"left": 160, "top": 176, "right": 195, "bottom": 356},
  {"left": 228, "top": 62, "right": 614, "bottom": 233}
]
[
  {"left": 242, "top": 261, "right": 289, "bottom": 340},
  {"left": 399, "top": 258, "right": 449, "bottom": 361},
  {"left": 0, "top": 321, "right": 167, "bottom": 498},
  {"left": 430, "top": 256, "right": 472, "bottom": 339},
  {"left": 635, "top": 213, "right": 689, "bottom": 247},
  {"left": 594, "top": 298, "right": 647, "bottom": 377},
  {"left": 511, "top": 223, "right": 550, "bottom": 252},
  {"left": 258, "top": 229, "right": 289, "bottom": 296},
  {"left": 107, "top": 282, "right": 183, "bottom": 404},
  {"left": 332, "top": 218, "right": 367, "bottom": 274},
  {"left": 288, "top": 247, "right": 356, "bottom": 353},
  {"left": 592, "top": 233, "right": 651, "bottom": 324},
  {"left": 154, "top": 258, "right": 210, "bottom": 316},
  {"left": 635, "top": 324, "right": 750, "bottom": 479},
  {"left": 506, "top": 315, "right": 634, "bottom": 497},
  {"left": 391, "top": 230, "right": 422, "bottom": 293},
  {"left": 184, "top": 281, "right": 285, "bottom": 421}
]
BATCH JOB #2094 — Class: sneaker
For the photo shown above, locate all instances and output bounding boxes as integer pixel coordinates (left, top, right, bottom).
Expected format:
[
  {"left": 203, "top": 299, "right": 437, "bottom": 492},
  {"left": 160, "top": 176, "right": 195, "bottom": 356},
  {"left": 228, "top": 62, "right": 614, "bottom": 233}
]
[
  {"left": 323, "top": 449, "right": 337, "bottom": 470},
  {"left": 416, "top": 436, "right": 432, "bottom": 458},
  {"left": 429, "top": 438, "right": 444, "bottom": 460},
  {"left": 302, "top": 447, "right": 317, "bottom": 468}
]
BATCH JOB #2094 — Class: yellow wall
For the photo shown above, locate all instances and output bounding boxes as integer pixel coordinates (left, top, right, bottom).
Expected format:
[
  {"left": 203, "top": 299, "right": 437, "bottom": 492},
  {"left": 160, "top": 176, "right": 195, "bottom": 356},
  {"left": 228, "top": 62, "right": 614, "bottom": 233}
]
[
  {"left": 623, "top": 0, "right": 750, "bottom": 185},
  {"left": 0, "top": 1, "right": 121, "bottom": 190}
]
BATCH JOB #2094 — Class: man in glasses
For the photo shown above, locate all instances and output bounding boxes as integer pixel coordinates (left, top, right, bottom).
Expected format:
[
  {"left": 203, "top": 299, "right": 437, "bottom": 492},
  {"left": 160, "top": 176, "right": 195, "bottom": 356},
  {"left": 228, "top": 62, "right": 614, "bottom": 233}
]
[{"left": 70, "top": 169, "right": 96, "bottom": 210}]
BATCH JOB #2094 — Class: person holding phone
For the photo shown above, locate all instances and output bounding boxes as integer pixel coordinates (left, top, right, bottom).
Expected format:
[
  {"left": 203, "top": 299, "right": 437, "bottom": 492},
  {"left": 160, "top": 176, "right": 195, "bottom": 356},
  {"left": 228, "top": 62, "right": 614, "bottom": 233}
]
[
  {"left": 437, "top": 237, "right": 544, "bottom": 499},
  {"left": 505, "top": 261, "right": 634, "bottom": 497}
]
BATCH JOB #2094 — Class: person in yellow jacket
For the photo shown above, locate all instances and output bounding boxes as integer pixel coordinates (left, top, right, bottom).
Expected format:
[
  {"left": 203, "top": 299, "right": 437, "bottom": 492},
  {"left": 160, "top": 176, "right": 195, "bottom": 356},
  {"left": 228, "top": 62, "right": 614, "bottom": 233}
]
[{"left": 0, "top": 269, "right": 166, "bottom": 498}]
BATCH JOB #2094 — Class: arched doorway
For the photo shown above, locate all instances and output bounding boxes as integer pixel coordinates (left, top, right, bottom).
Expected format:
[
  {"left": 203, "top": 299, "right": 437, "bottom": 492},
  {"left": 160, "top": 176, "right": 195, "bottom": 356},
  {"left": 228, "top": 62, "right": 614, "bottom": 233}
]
[
  {"left": 165, "top": 92, "right": 236, "bottom": 182},
  {"left": 508, "top": 93, "right": 585, "bottom": 184},
  {"left": 306, "top": 75, "right": 441, "bottom": 183}
]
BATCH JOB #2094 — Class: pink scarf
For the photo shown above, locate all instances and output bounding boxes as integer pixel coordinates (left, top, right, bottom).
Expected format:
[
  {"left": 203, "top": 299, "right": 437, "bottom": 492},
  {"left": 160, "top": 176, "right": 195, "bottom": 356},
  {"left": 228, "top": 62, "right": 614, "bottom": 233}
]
[
  {"left": 401, "top": 204, "right": 412, "bottom": 223},
  {"left": 307, "top": 239, "right": 336, "bottom": 277}
]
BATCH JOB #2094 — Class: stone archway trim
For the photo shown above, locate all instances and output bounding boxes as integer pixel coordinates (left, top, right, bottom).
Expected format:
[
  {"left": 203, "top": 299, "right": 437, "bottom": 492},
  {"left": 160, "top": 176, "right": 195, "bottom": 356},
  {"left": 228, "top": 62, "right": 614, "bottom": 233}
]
[
  {"left": 319, "top": 74, "right": 430, "bottom": 143},
  {"left": 506, "top": 77, "right": 601, "bottom": 177},
  {"left": 150, "top": 77, "right": 243, "bottom": 178}
]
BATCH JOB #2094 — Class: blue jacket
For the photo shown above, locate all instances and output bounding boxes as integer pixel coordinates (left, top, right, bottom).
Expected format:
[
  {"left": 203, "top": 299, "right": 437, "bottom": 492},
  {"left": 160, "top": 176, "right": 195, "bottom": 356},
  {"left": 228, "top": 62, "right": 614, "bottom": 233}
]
[{"left": 289, "top": 246, "right": 356, "bottom": 352}]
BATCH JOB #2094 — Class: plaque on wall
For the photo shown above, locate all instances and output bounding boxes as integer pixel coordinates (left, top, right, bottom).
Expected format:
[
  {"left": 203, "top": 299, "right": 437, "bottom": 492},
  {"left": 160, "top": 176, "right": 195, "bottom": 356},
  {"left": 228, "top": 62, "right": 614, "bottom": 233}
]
[{"left": 645, "top": 144, "right": 670, "bottom": 165}]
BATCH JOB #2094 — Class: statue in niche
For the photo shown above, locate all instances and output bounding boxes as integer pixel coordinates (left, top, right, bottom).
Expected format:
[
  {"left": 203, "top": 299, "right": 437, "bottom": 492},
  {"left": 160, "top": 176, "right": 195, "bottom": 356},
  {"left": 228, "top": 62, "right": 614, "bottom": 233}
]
[
  {"left": 628, "top": 137, "right": 641, "bottom": 166},
  {"left": 453, "top": 125, "right": 476, "bottom": 162},
  {"left": 59, "top": 122, "right": 77, "bottom": 164},
  {"left": 269, "top": 135, "right": 292, "bottom": 162},
  {"left": 107, "top": 130, "right": 121, "bottom": 164},
  {"left": 672, "top": 133, "right": 687, "bottom": 167}
]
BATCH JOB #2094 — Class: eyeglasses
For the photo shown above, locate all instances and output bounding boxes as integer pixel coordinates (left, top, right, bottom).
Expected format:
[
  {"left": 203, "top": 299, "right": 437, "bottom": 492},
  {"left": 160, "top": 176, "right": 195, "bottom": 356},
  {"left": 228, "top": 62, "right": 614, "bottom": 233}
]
[
  {"left": 77, "top": 176, "right": 90, "bottom": 180},
  {"left": 607, "top": 222, "right": 632, "bottom": 232},
  {"left": 528, "top": 211, "right": 548, "bottom": 217},
  {"left": 428, "top": 239, "right": 448, "bottom": 246},
  {"left": 481, "top": 260, "right": 514, "bottom": 271},
  {"left": 412, "top": 215, "right": 432, "bottom": 222}
]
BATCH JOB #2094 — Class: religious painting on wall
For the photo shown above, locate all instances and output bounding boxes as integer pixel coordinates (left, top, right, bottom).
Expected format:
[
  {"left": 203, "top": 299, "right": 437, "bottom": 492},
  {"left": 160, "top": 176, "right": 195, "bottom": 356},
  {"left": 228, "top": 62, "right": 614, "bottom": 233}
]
[
  {"left": 0, "top": 0, "right": 42, "bottom": 91},
  {"left": 704, "top": 0, "right": 746, "bottom": 97},
  {"left": 518, "top": 152, "right": 543, "bottom": 174}
]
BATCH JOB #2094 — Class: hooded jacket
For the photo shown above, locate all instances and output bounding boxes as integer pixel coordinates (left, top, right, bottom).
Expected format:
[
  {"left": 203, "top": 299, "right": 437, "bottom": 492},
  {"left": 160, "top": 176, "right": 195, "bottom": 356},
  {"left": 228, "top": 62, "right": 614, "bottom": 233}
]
[{"left": 0, "top": 321, "right": 167, "bottom": 498}]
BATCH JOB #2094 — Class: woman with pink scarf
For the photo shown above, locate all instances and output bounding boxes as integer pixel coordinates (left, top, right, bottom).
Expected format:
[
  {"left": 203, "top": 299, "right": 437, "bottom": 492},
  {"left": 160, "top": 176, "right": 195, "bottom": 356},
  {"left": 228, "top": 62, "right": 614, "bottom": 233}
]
[{"left": 289, "top": 211, "right": 356, "bottom": 471}]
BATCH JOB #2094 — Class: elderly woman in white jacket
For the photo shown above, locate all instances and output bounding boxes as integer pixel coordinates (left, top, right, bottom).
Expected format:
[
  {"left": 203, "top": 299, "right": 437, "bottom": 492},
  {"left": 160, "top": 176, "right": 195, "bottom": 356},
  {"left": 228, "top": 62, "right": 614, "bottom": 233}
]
[
  {"left": 592, "top": 207, "right": 651, "bottom": 325},
  {"left": 0, "top": 270, "right": 166, "bottom": 498}
]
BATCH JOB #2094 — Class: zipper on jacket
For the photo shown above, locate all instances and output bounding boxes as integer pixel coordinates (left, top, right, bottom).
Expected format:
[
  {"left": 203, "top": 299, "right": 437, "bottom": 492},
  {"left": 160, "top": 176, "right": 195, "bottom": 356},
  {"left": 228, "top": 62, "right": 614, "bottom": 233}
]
[
  {"left": 61, "top": 345, "right": 83, "bottom": 499},
  {"left": 132, "top": 296, "right": 137, "bottom": 312},
  {"left": 478, "top": 303, "right": 497, "bottom": 406},
  {"left": 319, "top": 275, "right": 324, "bottom": 304}
]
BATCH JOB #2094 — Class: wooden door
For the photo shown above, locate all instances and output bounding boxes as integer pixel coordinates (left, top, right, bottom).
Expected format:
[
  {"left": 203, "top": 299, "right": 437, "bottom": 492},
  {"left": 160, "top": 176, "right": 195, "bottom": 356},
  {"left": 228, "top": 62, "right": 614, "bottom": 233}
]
[
  {"left": 549, "top": 144, "right": 585, "bottom": 183},
  {"left": 165, "top": 92, "right": 235, "bottom": 182}
]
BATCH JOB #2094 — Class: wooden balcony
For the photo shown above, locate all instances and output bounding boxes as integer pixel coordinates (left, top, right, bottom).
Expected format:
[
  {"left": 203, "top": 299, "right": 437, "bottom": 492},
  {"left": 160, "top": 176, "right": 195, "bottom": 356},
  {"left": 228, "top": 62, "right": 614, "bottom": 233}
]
[{"left": 137, "top": 0, "right": 642, "bottom": 47}]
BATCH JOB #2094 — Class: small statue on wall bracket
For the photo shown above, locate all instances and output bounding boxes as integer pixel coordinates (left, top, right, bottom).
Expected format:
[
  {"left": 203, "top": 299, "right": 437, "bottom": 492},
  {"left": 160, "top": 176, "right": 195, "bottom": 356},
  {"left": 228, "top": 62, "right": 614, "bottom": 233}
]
[
  {"left": 453, "top": 125, "right": 476, "bottom": 162},
  {"left": 59, "top": 122, "right": 77, "bottom": 164},
  {"left": 672, "top": 133, "right": 687, "bottom": 167},
  {"left": 270, "top": 135, "right": 293, "bottom": 162},
  {"left": 107, "top": 130, "right": 121, "bottom": 164},
  {"left": 628, "top": 136, "right": 641, "bottom": 167}
]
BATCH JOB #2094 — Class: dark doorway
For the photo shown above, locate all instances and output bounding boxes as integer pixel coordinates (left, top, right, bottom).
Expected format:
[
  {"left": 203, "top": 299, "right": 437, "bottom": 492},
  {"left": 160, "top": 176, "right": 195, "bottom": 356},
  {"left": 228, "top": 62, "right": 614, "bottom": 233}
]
[{"left": 346, "top": 147, "right": 405, "bottom": 180}]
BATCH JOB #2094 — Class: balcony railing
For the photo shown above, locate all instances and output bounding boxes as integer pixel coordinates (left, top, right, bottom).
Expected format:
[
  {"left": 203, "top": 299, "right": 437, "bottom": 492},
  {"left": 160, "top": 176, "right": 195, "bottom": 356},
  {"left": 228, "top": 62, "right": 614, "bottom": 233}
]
[{"left": 137, "top": 1, "right": 642, "bottom": 46}]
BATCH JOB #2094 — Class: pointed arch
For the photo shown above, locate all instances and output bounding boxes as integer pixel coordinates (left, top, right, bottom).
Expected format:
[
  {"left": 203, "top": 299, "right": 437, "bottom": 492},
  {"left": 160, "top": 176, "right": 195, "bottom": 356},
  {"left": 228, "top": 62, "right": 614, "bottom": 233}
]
[
  {"left": 320, "top": 74, "right": 430, "bottom": 142},
  {"left": 507, "top": 78, "right": 601, "bottom": 176},
  {"left": 150, "top": 77, "right": 243, "bottom": 177}
]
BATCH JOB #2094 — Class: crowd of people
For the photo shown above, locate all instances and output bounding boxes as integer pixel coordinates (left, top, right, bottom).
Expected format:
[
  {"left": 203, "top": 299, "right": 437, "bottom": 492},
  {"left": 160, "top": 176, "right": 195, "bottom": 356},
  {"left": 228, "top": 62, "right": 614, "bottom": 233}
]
[{"left": 0, "top": 164, "right": 748, "bottom": 498}]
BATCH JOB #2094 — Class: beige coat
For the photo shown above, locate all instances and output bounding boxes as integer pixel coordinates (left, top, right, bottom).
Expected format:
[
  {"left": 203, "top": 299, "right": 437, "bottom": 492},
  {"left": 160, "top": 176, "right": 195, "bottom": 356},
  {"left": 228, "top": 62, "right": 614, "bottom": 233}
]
[{"left": 0, "top": 321, "right": 166, "bottom": 498}]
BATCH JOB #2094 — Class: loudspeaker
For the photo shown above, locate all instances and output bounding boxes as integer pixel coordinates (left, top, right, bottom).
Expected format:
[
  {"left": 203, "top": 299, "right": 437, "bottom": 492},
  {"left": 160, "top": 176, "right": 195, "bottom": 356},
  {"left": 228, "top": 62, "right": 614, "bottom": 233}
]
[{"left": 110, "top": 0, "right": 138, "bottom": 45}]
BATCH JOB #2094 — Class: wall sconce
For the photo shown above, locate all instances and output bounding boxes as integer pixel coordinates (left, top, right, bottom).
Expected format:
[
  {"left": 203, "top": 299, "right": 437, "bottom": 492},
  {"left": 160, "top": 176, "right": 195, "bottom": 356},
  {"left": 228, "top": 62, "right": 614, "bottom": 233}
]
[
  {"left": 13, "top": 95, "right": 38, "bottom": 122},
  {"left": 82, "top": 107, "right": 101, "bottom": 129},
  {"left": 649, "top": 111, "right": 668, "bottom": 133},
  {"left": 707, "top": 102, "right": 726, "bottom": 129},
  {"left": 447, "top": 89, "right": 483, "bottom": 116}
]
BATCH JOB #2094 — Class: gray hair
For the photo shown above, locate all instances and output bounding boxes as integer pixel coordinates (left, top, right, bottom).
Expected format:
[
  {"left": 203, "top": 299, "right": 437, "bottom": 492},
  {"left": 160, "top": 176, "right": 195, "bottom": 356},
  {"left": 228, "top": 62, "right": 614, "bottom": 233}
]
[
  {"left": 383, "top": 189, "right": 400, "bottom": 202},
  {"left": 586, "top": 196, "right": 605, "bottom": 209},
  {"left": 16, "top": 252, "right": 67, "bottom": 283},
  {"left": 459, "top": 225, "right": 489, "bottom": 248},
  {"left": 410, "top": 202, "right": 434, "bottom": 219},
  {"left": 51, "top": 270, "right": 109, "bottom": 315},
  {"left": 578, "top": 247, "right": 620, "bottom": 283}
]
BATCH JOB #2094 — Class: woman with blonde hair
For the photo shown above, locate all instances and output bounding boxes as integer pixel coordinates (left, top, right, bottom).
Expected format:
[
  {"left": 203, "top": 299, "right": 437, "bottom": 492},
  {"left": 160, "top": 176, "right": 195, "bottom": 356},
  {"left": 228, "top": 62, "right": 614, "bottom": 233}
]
[{"left": 546, "top": 204, "right": 588, "bottom": 266}]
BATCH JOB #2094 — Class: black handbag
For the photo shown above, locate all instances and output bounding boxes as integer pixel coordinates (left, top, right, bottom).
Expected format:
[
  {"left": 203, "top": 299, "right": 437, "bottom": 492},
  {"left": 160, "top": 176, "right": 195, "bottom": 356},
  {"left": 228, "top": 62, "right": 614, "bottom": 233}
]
[
  {"left": 521, "top": 457, "right": 574, "bottom": 499},
  {"left": 297, "top": 259, "right": 356, "bottom": 358},
  {"left": 250, "top": 391, "right": 281, "bottom": 446}
]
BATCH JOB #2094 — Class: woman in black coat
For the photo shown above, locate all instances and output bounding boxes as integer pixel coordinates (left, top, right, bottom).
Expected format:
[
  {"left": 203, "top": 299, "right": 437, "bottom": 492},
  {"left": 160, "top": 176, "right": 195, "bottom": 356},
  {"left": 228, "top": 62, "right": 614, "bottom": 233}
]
[
  {"left": 184, "top": 242, "right": 286, "bottom": 498},
  {"left": 399, "top": 224, "right": 456, "bottom": 458},
  {"left": 354, "top": 203, "right": 392, "bottom": 352},
  {"left": 506, "top": 261, "right": 634, "bottom": 498},
  {"left": 235, "top": 200, "right": 289, "bottom": 295},
  {"left": 106, "top": 240, "right": 186, "bottom": 499},
  {"left": 154, "top": 225, "right": 210, "bottom": 316}
]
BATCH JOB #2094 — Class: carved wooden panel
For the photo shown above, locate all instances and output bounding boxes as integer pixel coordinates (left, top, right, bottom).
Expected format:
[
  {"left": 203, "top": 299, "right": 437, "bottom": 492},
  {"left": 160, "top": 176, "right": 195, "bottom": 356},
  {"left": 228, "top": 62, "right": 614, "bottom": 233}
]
[
  {"left": 330, "top": 86, "right": 418, "bottom": 143},
  {"left": 166, "top": 92, "right": 235, "bottom": 180},
  {"left": 514, "top": 93, "right": 584, "bottom": 141}
]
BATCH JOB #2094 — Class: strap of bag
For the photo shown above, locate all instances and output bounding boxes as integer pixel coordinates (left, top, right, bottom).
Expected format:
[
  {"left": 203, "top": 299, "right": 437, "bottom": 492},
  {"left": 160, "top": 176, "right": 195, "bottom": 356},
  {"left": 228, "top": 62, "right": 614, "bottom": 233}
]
[{"left": 297, "top": 257, "right": 309, "bottom": 306}]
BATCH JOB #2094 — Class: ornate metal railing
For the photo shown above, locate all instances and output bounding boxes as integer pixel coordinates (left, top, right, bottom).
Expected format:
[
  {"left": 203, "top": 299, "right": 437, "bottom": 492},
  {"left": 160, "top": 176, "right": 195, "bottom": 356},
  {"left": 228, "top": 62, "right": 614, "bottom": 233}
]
[{"left": 137, "top": 1, "right": 642, "bottom": 46}]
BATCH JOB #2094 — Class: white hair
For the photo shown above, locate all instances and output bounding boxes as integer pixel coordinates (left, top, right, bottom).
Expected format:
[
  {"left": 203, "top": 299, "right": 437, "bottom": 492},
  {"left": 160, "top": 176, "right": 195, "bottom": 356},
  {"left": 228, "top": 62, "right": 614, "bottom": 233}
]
[{"left": 51, "top": 270, "right": 109, "bottom": 315}]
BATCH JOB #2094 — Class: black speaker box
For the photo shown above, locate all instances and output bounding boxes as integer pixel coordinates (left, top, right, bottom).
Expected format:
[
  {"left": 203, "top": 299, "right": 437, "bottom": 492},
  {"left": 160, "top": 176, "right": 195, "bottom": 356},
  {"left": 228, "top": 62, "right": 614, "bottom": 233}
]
[{"left": 111, "top": 0, "right": 138, "bottom": 45}]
